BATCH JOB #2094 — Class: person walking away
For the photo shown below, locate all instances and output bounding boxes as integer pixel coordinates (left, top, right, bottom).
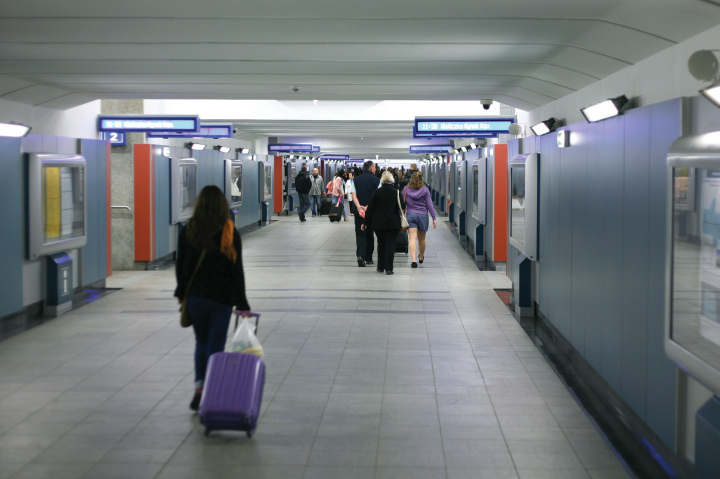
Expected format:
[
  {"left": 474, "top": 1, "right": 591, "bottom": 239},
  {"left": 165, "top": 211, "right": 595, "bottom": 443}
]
[
  {"left": 362, "top": 171, "right": 406, "bottom": 275},
  {"left": 174, "top": 185, "right": 252, "bottom": 411},
  {"left": 352, "top": 161, "right": 380, "bottom": 266},
  {"left": 331, "top": 169, "right": 349, "bottom": 221},
  {"left": 402, "top": 172, "right": 436, "bottom": 267},
  {"left": 400, "top": 163, "right": 418, "bottom": 189},
  {"left": 309, "top": 167, "right": 325, "bottom": 216},
  {"left": 295, "top": 165, "right": 312, "bottom": 221}
]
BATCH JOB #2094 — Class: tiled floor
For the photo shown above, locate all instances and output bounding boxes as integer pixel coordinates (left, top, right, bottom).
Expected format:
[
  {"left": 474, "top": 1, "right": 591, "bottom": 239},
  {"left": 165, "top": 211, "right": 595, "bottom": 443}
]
[{"left": 0, "top": 215, "right": 631, "bottom": 479}]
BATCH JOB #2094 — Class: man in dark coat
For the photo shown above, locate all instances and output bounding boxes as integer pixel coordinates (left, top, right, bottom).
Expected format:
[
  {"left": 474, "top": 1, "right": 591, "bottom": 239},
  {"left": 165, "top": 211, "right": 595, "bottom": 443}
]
[
  {"left": 295, "top": 166, "right": 312, "bottom": 221},
  {"left": 400, "top": 163, "right": 418, "bottom": 189},
  {"left": 351, "top": 161, "right": 380, "bottom": 266}
]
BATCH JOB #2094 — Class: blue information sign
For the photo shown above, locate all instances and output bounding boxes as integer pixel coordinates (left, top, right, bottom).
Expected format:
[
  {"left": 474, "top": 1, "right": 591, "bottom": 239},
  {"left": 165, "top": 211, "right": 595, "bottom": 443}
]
[
  {"left": 409, "top": 144, "right": 453, "bottom": 153},
  {"left": 268, "top": 143, "right": 313, "bottom": 152},
  {"left": 98, "top": 116, "right": 199, "bottom": 132},
  {"left": 146, "top": 124, "right": 233, "bottom": 138},
  {"left": 100, "top": 131, "right": 126, "bottom": 145},
  {"left": 312, "top": 146, "right": 321, "bottom": 152},
  {"left": 321, "top": 155, "right": 350, "bottom": 160},
  {"left": 413, "top": 117, "right": 513, "bottom": 138}
]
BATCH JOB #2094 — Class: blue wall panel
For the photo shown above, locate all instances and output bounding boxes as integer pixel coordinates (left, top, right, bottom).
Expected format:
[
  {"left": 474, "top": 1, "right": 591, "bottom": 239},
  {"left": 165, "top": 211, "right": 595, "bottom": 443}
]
[
  {"left": 80, "top": 139, "right": 99, "bottom": 285},
  {"left": 621, "top": 106, "right": 651, "bottom": 417},
  {"left": 0, "top": 138, "right": 24, "bottom": 318},
  {"left": 155, "top": 153, "right": 170, "bottom": 258},
  {"left": 600, "top": 115, "right": 625, "bottom": 392},
  {"left": 514, "top": 98, "right": 683, "bottom": 449}
]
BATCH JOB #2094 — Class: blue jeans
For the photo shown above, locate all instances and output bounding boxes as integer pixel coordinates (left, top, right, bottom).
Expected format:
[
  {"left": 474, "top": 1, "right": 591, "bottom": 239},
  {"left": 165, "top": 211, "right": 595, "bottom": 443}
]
[
  {"left": 310, "top": 195, "right": 322, "bottom": 215},
  {"left": 188, "top": 296, "right": 233, "bottom": 386},
  {"left": 332, "top": 195, "right": 347, "bottom": 218},
  {"left": 298, "top": 193, "right": 310, "bottom": 217}
]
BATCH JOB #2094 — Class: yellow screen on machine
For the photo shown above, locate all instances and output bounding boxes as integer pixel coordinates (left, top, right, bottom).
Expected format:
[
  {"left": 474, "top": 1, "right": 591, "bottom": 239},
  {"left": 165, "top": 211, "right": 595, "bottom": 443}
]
[{"left": 44, "top": 167, "right": 61, "bottom": 240}]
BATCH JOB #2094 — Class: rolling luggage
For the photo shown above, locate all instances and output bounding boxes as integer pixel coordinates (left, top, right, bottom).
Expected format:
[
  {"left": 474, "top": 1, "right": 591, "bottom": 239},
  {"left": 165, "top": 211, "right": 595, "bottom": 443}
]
[
  {"left": 199, "top": 313, "right": 265, "bottom": 437},
  {"left": 320, "top": 197, "right": 332, "bottom": 215},
  {"left": 395, "top": 229, "right": 409, "bottom": 254},
  {"left": 329, "top": 197, "right": 343, "bottom": 222}
]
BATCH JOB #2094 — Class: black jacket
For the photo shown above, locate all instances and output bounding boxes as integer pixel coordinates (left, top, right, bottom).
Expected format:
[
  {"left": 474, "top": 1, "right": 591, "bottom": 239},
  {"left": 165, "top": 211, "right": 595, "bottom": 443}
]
[
  {"left": 365, "top": 183, "right": 406, "bottom": 231},
  {"left": 353, "top": 170, "right": 381, "bottom": 206},
  {"left": 400, "top": 169, "right": 417, "bottom": 189},
  {"left": 174, "top": 227, "right": 251, "bottom": 310},
  {"left": 295, "top": 170, "right": 312, "bottom": 194}
]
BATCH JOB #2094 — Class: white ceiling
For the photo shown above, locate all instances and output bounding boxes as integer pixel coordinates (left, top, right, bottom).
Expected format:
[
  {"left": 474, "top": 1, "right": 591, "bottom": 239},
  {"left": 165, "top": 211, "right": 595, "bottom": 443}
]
[{"left": 1, "top": 0, "right": 719, "bottom": 157}]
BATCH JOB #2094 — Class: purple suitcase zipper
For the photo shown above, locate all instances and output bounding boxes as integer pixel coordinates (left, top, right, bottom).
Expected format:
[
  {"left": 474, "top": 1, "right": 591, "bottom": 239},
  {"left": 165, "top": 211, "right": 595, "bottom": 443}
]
[{"left": 198, "top": 313, "right": 265, "bottom": 437}]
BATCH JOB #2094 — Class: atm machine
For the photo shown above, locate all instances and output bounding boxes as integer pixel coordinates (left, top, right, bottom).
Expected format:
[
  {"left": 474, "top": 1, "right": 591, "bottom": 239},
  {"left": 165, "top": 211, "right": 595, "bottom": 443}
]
[
  {"left": 666, "top": 133, "right": 720, "bottom": 478},
  {"left": 438, "top": 161, "right": 448, "bottom": 215},
  {"left": 508, "top": 153, "right": 539, "bottom": 318},
  {"left": 470, "top": 153, "right": 488, "bottom": 263},
  {"left": 449, "top": 160, "right": 457, "bottom": 225},
  {"left": 225, "top": 157, "right": 243, "bottom": 224},
  {"left": 257, "top": 158, "right": 273, "bottom": 225},
  {"left": 170, "top": 158, "right": 198, "bottom": 226},
  {"left": 456, "top": 158, "right": 467, "bottom": 241}
]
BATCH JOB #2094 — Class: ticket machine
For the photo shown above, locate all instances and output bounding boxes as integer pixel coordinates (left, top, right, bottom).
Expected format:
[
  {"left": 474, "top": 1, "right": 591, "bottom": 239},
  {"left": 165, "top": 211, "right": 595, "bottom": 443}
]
[
  {"left": 439, "top": 161, "right": 447, "bottom": 214},
  {"left": 257, "top": 159, "right": 273, "bottom": 225},
  {"left": 666, "top": 133, "right": 720, "bottom": 478},
  {"left": 170, "top": 158, "right": 198, "bottom": 225},
  {"left": 225, "top": 159, "right": 243, "bottom": 223},
  {"left": 471, "top": 154, "right": 488, "bottom": 262},
  {"left": 508, "top": 153, "right": 539, "bottom": 318},
  {"left": 286, "top": 160, "right": 297, "bottom": 214},
  {"left": 449, "top": 161, "right": 457, "bottom": 225},
  {"left": 456, "top": 159, "right": 467, "bottom": 241}
]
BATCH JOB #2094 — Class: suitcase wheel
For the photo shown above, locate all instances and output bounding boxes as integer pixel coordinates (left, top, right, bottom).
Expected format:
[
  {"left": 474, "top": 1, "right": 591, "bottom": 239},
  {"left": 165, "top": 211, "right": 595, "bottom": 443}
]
[
  {"left": 247, "top": 429, "right": 254, "bottom": 438},
  {"left": 204, "top": 429, "right": 210, "bottom": 437}
]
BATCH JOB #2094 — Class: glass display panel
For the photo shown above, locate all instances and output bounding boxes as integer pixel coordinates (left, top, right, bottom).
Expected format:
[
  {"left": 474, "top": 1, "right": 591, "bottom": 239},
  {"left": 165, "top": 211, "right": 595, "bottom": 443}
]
[
  {"left": 671, "top": 167, "right": 720, "bottom": 368},
  {"left": 42, "top": 165, "right": 85, "bottom": 244},
  {"left": 472, "top": 164, "right": 479, "bottom": 217},
  {"left": 230, "top": 163, "right": 242, "bottom": 204},
  {"left": 510, "top": 166, "right": 526, "bottom": 244},
  {"left": 179, "top": 165, "right": 197, "bottom": 219},
  {"left": 264, "top": 165, "right": 272, "bottom": 197},
  {"left": 291, "top": 166, "right": 297, "bottom": 190}
]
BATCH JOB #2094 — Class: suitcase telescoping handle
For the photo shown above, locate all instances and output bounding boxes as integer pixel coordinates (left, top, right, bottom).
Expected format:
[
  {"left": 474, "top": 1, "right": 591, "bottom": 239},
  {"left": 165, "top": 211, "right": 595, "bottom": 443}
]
[{"left": 234, "top": 311, "right": 260, "bottom": 335}]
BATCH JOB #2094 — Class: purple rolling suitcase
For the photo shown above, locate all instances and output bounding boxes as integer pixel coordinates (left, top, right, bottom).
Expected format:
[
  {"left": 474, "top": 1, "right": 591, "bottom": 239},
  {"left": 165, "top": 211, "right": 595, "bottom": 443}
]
[{"left": 198, "top": 313, "right": 265, "bottom": 437}]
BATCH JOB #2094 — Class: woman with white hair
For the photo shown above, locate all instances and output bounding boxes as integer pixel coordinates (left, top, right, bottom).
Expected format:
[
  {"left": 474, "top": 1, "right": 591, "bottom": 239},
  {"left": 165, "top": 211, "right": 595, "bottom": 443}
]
[{"left": 361, "top": 171, "right": 406, "bottom": 275}]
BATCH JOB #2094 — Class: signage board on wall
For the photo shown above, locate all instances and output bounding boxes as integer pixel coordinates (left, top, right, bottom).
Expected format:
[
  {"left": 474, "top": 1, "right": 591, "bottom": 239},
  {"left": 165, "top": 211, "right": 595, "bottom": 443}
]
[
  {"left": 268, "top": 144, "right": 313, "bottom": 152},
  {"left": 413, "top": 117, "right": 513, "bottom": 138},
  {"left": 409, "top": 145, "right": 453, "bottom": 153},
  {"left": 320, "top": 155, "right": 350, "bottom": 160},
  {"left": 100, "top": 131, "right": 126, "bottom": 145},
  {"left": 146, "top": 124, "right": 234, "bottom": 138},
  {"left": 98, "top": 116, "right": 199, "bottom": 132}
]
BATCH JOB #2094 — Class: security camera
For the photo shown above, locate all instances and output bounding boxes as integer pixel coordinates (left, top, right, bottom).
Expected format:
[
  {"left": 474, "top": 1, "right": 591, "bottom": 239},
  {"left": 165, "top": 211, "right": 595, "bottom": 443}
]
[
  {"left": 480, "top": 99, "right": 493, "bottom": 110},
  {"left": 233, "top": 128, "right": 237, "bottom": 133},
  {"left": 292, "top": 86, "right": 300, "bottom": 93}
]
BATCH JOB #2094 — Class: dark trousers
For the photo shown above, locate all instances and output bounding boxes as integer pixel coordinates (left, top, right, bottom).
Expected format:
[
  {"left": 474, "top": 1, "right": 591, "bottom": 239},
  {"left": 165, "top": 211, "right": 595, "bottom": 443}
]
[
  {"left": 354, "top": 213, "right": 374, "bottom": 261},
  {"left": 298, "top": 193, "right": 310, "bottom": 217},
  {"left": 375, "top": 228, "right": 400, "bottom": 272},
  {"left": 188, "top": 296, "right": 232, "bottom": 385}
]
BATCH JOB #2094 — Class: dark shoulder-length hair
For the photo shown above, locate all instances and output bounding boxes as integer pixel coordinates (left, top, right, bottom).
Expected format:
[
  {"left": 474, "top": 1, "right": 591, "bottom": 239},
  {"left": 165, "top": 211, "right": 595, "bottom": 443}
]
[
  {"left": 408, "top": 171, "right": 425, "bottom": 189},
  {"left": 186, "top": 185, "right": 229, "bottom": 251}
]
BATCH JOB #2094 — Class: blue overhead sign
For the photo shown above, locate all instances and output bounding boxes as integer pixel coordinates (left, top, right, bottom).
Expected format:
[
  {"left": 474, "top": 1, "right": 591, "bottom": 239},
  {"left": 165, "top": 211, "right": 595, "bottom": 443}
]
[
  {"left": 147, "top": 124, "right": 233, "bottom": 138},
  {"left": 321, "top": 155, "right": 349, "bottom": 160},
  {"left": 409, "top": 144, "right": 453, "bottom": 153},
  {"left": 98, "top": 116, "right": 199, "bottom": 132},
  {"left": 100, "top": 131, "right": 126, "bottom": 145},
  {"left": 413, "top": 117, "right": 513, "bottom": 138},
  {"left": 268, "top": 143, "right": 313, "bottom": 152},
  {"left": 312, "top": 146, "right": 321, "bottom": 152}
]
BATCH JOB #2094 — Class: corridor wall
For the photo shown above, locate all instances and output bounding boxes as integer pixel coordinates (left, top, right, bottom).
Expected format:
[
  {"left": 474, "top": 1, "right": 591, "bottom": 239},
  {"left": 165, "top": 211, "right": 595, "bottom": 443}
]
[{"left": 508, "top": 98, "right": 684, "bottom": 449}]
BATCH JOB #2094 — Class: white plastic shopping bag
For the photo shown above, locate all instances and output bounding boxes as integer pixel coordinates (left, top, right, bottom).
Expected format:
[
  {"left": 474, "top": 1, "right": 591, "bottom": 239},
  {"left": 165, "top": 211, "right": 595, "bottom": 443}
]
[{"left": 232, "top": 317, "right": 264, "bottom": 357}]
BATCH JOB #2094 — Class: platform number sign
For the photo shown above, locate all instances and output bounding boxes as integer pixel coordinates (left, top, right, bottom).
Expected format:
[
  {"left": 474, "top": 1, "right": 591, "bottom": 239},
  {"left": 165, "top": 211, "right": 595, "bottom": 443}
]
[{"left": 101, "top": 131, "right": 126, "bottom": 146}]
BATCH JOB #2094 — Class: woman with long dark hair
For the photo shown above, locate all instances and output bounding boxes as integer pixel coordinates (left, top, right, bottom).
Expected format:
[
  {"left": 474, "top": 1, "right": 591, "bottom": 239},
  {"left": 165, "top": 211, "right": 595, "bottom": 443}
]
[{"left": 175, "top": 185, "right": 251, "bottom": 411}]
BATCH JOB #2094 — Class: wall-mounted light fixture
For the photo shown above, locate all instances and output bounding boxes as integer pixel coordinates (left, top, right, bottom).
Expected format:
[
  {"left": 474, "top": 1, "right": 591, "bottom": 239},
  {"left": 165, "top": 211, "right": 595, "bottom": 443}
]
[
  {"left": 689, "top": 50, "right": 720, "bottom": 107},
  {"left": 187, "top": 142, "right": 206, "bottom": 150},
  {"left": 235, "top": 147, "right": 250, "bottom": 154},
  {"left": 468, "top": 143, "right": 477, "bottom": 150},
  {"left": 530, "top": 118, "right": 558, "bottom": 136},
  {"left": 459, "top": 146, "right": 468, "bottom": 153},
  {"left": 580, "top": 96, "right": 631, "bottom": 122},
  {"left": 0, "top": 121, "right": 31, "bottom": 137},
  {"left": 215, "top": 146, "right": 231, "bottom": 153}
]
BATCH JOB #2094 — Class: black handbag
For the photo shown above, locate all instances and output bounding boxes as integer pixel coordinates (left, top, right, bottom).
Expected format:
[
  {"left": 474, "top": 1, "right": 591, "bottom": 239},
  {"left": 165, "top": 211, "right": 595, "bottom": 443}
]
[{"left": 179, "top": 250, "right": 207, "bottom": 328}]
